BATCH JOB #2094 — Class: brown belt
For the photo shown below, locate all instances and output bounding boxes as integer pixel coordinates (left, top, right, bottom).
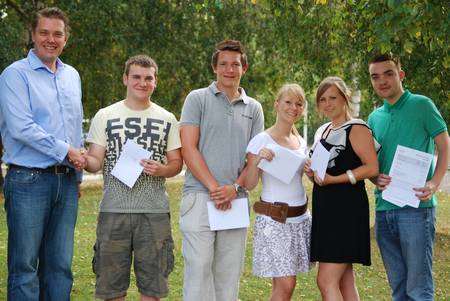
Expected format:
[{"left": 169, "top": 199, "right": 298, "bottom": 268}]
[{"left": 253, "top": 199, "right": 308, "bottom": 224}]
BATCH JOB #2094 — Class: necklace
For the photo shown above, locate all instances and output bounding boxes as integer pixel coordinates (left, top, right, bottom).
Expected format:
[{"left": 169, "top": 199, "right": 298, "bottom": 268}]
[{"left": 331, "top": 119, "right": 350, "bottom": 129}]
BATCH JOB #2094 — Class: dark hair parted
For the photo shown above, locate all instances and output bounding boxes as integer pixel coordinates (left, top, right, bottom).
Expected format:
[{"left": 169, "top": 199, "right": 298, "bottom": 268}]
[
  {"left": 211, "top": 39, "right": 248, "bottom": 68},
  {"left": 369, "top": 52, "right": 401, "bottom": 69},
  {"left": 31, "top": 7, "right": 70, "bottom": 35},
  {"left": 124, "top": 55, "right": 158, "bottom": 76}
]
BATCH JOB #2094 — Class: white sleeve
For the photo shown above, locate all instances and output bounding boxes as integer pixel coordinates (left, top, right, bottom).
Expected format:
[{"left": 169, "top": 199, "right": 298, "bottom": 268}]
[
  {"left": 298, "top": 136, "right": 308, "bottom": 156},
  {"left": 246, "top": 133, "right": 267, "bottom": 155}
]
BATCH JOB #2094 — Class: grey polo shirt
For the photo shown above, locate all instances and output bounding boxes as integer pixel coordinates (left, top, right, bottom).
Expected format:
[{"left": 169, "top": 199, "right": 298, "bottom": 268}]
[{"left": 180, "top": 82, "right": 264, "bottom": 194}]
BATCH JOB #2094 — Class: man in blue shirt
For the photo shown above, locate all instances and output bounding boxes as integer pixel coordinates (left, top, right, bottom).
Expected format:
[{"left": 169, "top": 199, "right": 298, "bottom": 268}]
[{"left": 0, "top": 7, "right": 86, "bottom": 300}]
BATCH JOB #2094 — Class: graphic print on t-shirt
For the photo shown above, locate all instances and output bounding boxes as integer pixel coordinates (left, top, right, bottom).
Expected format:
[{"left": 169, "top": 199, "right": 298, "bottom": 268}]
[{"left": 104, "top": 117, "right": 172, "bottom": 173}]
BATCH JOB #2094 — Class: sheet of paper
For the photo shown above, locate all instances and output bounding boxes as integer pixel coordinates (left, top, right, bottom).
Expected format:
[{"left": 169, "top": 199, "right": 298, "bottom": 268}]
[
  {"left": 257, "top": 143, "right": 305, "bottom": 184},
  {"left": 111, "top": 140, "right": 153, "bottom": 188},
  {"left": 207, "top": 198, "right": 250, "bottom": 231},
  {"left": 310, "top": 141, "right": 331, "bottom": 181},
  {"left": 382, "top": 145, "right": 433, "bottom": 208}
]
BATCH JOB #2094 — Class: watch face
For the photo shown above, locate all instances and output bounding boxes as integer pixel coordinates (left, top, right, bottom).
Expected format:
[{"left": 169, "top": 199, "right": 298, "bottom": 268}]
[{"left": 236, "top": 184, "right": 245, "bottom": 193}]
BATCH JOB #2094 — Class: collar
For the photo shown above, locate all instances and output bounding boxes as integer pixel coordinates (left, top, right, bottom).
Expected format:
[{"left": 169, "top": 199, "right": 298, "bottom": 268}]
[
  {"left": 383, "top": 90, "right": 410, "bottom": 112},
  {"left": 28, "top": 49, "right": 65, "bottom": 72},
  {"left": 208, "top": 81, "right": 250, "bottom": 104}
]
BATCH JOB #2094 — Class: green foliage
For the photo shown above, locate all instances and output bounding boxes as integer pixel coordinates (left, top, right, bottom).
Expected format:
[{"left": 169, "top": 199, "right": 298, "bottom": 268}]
[{"left": 0, "top": 0, "right": 448, "bottom": 141}]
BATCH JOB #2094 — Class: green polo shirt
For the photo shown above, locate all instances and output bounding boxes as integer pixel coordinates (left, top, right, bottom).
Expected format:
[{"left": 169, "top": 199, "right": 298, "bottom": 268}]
[{"left": 368, "top": 90, "right": 447, "bottom": 211}]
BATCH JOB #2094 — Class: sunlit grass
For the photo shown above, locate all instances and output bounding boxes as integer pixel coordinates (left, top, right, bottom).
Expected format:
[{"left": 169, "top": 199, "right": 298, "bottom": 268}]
[{"left": 0, "top": 180, "right": 448, "bottom": 300}]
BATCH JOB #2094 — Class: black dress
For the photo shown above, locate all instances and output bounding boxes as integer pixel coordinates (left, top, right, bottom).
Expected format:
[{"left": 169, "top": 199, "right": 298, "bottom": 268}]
[{"left": 310, "top": 121, "right": 371, "bottom": 266}]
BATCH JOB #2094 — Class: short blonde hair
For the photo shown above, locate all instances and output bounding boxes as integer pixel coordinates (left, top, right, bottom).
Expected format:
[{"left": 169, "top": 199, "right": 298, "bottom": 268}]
[
  {"left": 276, "top": 83, "right": 307, "bottom": 136},
  {"left": 276, "top": 83, "right": 306, "bottom": 108}
]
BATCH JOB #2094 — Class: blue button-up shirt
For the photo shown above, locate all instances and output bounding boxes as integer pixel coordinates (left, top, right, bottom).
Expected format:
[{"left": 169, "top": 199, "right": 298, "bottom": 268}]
[{"left": 0, "top": 50, "right": 83, "bottom": 168}]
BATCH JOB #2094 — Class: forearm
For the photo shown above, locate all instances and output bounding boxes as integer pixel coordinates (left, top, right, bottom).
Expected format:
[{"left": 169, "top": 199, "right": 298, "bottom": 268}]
[
  {"left": 182, "top": 147, "right": 219, "bottom": 191},
  {"left": 84, "top": 155, "right": 103, "bottom": 173},
  {"left": 15, "top": 126, "right": 69, "bottom": 162},
  {"left": 243, "top": 162, "right": 260, "bottom": 190},
  {"left": 431, "top": 136, "right": 449, "bottom": 187},
  {"left": 330, "top": 163, "right": 379, "bottom": 185},
  {"left": 161, "top": 159, "right": 183, "bottom": 178}
]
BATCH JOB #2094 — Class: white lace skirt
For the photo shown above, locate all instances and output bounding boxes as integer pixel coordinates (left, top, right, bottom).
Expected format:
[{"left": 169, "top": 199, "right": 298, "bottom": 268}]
[{"left": 252, "top": 213, "right": 315, "bottom": 277}]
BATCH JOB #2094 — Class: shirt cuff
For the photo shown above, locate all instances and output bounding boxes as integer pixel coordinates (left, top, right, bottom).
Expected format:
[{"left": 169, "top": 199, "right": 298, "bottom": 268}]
[{"left": 54, "top": 140, "right": 70, "bottom": 163}]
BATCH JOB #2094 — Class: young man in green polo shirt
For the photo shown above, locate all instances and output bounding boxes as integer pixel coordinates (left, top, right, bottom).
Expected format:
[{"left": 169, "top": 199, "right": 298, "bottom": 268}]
[{"left": 368, "top": 53, "right": 449, "bottom": 301}]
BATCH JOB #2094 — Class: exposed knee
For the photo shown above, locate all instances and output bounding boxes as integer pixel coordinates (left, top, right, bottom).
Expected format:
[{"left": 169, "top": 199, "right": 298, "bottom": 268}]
[
  {"left": 272, "top": 278, "right": 296, "bottom": 299},
  {"left": 317, "top": 274, "right": 337, "bottom": 294}
]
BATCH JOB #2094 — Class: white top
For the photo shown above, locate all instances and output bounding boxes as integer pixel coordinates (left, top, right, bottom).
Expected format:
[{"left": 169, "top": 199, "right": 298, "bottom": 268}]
[{"left": 246, "top": 131, "right": 310, "bottom": 223}]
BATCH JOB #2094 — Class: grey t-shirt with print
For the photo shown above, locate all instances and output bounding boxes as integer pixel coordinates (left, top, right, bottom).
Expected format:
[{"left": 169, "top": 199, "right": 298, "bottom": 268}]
[{"left": 87, "top": 100, "right": 181, "bottom": 213}]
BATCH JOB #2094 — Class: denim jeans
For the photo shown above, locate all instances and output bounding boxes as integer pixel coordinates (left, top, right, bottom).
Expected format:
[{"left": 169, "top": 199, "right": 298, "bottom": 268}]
[
  {"left": 4, "top": 167, "right": 78, "bottom": 301},
  {"left": 375, "top": 207, "right": 435, "bottom": 301}
]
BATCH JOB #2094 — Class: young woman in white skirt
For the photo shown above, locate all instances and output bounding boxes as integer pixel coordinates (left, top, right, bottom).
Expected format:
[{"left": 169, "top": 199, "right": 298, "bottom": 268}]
[{"left": 245, "top": 84, "right": 314, "bottom": 300}]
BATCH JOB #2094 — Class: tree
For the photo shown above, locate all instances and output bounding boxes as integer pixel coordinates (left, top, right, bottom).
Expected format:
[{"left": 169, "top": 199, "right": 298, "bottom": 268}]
[{"left": 1, "top": 0, "right": 448, "bottom": 142}]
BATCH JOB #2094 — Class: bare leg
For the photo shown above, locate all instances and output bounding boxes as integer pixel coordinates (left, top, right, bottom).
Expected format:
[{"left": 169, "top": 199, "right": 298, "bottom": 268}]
[
  {"left": 339, "top": 265, "right": 359, "bottom": 301},
  {"left": 270, "top": 276, "right": 296, "bottom": 301},
  {"left": 316, "top": 262, "right": 348, "bottom": 301}
]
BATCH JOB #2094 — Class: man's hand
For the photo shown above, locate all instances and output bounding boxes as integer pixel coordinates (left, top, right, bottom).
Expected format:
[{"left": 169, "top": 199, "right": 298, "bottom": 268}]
[
  {"left": 215, "top": 202, "right": 232, "bottom": 211},
  {"left": 141, "top": 159, "right": 167, "bottom": 177},
  {"left": 67, "top": 146, "right": 87, "bottom": 171},
  {"left": 375, "top": 174, "right": 391, "bottom": 191},
  {"left": 413, "top": 180, "right": 438, "bottom": 201},
  {"left": 210, "top": 185, "right": 237, "bottom": 208}
]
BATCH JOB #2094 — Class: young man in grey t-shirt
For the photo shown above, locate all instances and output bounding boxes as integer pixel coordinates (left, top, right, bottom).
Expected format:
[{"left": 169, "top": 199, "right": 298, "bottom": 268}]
[
  {"left": 84, "top": 55, "right": 182, "bottom": 300},
  {"left": 179, "top": 40, "right": 264, "bottom": 301}
]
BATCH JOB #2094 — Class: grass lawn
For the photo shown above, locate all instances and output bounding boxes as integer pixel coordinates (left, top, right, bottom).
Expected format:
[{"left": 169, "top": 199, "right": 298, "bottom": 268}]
[{"left": 0, "top": 180, "right": 449, "bottom": 300}]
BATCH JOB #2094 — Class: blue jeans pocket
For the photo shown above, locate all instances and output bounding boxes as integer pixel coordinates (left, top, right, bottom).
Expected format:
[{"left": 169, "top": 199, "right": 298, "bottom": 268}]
[{"left": 7, "top": 169, "right": 40, "bottom": 184}]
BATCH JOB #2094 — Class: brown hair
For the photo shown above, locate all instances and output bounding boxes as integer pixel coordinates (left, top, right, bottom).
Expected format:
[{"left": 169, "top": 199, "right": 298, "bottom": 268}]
[
  {"left": 124, "top": 55, "right": 158, "bottom": 76},
  {"left": 211, "top": 39, "right": 248, "bottom": 68},
  {"left": 31, "top": 7, "right": 70, "bottom": 35},
  {"left": 369, "top": 52, "right": 401, "bottom": 69},
  {"left": 276, "top": 83, "right": 307, "bottom": 136},
  {"left": 316, "top": 76, "right": 353, "bottom": 120}
]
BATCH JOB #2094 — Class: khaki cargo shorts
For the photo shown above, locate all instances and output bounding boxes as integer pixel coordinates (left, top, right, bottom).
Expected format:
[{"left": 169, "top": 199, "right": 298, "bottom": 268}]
[{"left": 92, "top": 212, "right": 174, "bottom": 299}]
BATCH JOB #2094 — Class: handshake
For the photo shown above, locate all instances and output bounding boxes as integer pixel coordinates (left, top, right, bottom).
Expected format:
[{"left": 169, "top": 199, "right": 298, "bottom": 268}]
[{"left": 67, "top": 146, "right": 88, "bottom": 171}]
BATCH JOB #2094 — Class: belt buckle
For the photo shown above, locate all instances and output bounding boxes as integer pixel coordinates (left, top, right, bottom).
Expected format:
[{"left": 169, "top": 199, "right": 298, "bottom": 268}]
[
  {"left": 55, "top": 165, "right": 68, "bottom": 174},
  {"left": 271, "top": 202, "right": 289, "bottom": 223}
]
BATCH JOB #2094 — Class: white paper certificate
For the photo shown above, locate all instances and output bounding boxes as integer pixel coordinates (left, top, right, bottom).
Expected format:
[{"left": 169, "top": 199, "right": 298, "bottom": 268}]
[
  {"left": 257, "top": 143, "right": 305, "bottom": 184},
  {"left": 310, "top": 142, "right": 331, "bottom": 181},
  {"left": 382, "top": 145, "right": 433, "bottom": 208},
  {"left": 207, "top": 198, "right": 250, "bottom": 231},
  {"left": 111, "top": 140, "right": 153, "bottom": 188}
]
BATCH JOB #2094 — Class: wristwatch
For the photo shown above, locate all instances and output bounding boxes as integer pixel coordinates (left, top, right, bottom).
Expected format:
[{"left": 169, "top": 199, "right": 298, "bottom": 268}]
[{"left": 233, "top": 183, "right": 246, "bottom": 194}]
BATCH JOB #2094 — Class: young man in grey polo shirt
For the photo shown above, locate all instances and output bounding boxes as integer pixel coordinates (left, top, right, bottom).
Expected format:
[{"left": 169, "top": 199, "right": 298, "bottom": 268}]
[{"left": 180, "top": 40, "right": 264, "bottom": 301}]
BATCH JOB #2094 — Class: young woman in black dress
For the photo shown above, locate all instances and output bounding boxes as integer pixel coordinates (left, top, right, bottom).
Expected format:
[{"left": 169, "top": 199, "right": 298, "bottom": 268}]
[{"left": 304, "top": 77, "right": 379, "bottom": 301}]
